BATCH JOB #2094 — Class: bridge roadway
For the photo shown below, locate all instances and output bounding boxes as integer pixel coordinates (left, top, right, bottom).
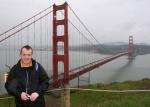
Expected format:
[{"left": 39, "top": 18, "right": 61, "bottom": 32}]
[{"left": 49, "top": 51, "right": 129, "bottom": 87}]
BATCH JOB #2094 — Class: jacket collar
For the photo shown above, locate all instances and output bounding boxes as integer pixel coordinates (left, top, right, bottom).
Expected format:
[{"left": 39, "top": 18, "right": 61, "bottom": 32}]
[
  {"left": 17, "top": 59, "right": 36, "bottom": 69},
  {"left": 20, "top": 60, "right": 32, "bottom": 68}
]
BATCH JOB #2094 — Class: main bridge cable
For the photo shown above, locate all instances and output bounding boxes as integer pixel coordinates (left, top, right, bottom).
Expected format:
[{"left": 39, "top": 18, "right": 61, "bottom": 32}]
[
  {"left": 0, "top": 5, "right": 53, "bottom": 37},
  {"left": 68, "top": 18, "right": 99, "bottom": 51},
  {"left": 59, "top": 10, "right": 101, "bottom": 52},
  {"left": 0, "top": 10, "right": 53, "bottom": 43},
  {"left": 67, "top": 4, "right": 114, "bottom": 54}
]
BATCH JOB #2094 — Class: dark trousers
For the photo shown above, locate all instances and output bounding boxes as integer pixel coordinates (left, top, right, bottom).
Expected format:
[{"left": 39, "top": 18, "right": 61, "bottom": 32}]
[{"left": 15, "top": 97, "right": 46, "bottom": 107}]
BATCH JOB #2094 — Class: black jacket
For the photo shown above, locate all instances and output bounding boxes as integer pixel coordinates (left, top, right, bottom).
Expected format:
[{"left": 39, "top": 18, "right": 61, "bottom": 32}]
[{"left": 5, "top": 59, "right": 50, "bottom": 107}]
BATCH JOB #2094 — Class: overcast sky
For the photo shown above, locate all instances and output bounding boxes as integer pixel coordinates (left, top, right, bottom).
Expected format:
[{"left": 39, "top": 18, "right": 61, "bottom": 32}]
[{"left": 0, "top": 0, "right": 150, "bottom": 44}]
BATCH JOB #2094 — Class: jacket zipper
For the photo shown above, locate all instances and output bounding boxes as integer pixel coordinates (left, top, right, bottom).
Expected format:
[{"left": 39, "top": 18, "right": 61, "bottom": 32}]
[{"left": 25, "top": 70, "right": 29, "bottom": 94}]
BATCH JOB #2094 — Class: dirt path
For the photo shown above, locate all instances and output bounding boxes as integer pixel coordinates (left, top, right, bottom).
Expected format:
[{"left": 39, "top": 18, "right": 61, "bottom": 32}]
[{"left": 45, "top": 97, "right": 61, "bottom": 107}]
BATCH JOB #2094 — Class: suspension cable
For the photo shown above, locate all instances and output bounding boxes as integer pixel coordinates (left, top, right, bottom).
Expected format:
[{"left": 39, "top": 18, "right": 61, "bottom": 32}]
[
  {"left": 0, "top": 10, "right": 53, "bottom": 43},
  {"left": 68, "top": 4, "right": 113, "bottom": 54},
  {"left": 68, "top": 19, "right": 99, "bottom": 51},
  {"left": 0, "top": 5, "right": 53, "bottom": 37}
]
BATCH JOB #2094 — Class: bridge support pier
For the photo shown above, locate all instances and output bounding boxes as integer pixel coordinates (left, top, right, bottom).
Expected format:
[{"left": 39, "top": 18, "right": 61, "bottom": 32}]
[{"left": 61, "top": 84, "right": 70, "bottom": 107}]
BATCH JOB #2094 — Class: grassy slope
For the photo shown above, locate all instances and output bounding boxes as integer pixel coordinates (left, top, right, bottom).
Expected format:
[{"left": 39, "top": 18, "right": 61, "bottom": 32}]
[
  {"left": 1, "top": 78, "right": 150, "bottom": 107},
  {"left": 71, "top": 78, "right": 150, "bottom": 107}
]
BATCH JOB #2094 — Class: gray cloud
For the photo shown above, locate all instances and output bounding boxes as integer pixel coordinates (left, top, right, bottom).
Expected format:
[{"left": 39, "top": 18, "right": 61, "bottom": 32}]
[{"left": 0, "top": 0, "right": 150, "bottom": 44}]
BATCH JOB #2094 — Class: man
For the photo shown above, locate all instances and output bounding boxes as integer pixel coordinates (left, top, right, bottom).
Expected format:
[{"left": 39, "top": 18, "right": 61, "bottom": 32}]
[{"left": 5, "top": 45, "right": 49, "bottom": 107}]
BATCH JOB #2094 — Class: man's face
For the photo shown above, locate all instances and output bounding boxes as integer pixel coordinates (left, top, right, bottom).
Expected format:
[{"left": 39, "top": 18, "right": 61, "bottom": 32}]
[{"left": 20, "top": 48, "right": 32, "bottom": 65}]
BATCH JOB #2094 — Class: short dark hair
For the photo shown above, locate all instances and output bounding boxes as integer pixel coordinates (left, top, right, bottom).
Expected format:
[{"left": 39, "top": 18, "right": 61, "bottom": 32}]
[{"left": 20, "top": 45, "right": 33, "bottom": 55}]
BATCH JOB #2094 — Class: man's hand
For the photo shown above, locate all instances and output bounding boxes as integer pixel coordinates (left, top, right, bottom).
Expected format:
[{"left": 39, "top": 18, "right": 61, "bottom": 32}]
[
  {"left": 21, "top": 92, "right": 30, "bottom": 101},
  {"left": 30, "top": 92, "right": 39, "bottom": 102}
]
